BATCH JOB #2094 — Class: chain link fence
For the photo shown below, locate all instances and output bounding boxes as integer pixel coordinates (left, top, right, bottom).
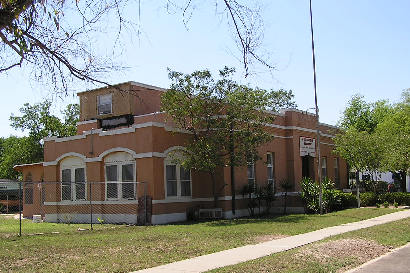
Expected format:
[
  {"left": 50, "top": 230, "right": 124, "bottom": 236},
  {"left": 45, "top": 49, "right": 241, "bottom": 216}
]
[{"left": 0, "top": 181, "right": 151, "bottom": 237}]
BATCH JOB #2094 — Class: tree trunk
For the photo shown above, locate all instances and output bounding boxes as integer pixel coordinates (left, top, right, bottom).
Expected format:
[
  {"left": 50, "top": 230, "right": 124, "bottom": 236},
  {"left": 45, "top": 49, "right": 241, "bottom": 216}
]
[
  {"left": 210, "top": 172, "right": 218, "bottom": 208},
  {"left": 229, "top": 122, "right": 236, "bottom": 215},
  {"left": 399, "top": 170, "right": 406, "bottom": 192}
]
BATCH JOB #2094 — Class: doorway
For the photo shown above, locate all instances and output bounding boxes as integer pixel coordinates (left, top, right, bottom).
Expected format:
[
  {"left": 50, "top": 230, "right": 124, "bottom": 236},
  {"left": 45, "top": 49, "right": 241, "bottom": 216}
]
[{"left": 302, "top": 155, "right": 314, "bottom": 180}]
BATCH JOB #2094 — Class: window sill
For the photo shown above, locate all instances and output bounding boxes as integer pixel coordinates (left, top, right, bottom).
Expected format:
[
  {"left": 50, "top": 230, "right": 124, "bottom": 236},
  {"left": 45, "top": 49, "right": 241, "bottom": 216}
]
[
  {"left": 44, "top": 199, "right": 139, "bottom": 205},
  {"left": 165, "top": 196, "right": 192, "bottom": 201}
]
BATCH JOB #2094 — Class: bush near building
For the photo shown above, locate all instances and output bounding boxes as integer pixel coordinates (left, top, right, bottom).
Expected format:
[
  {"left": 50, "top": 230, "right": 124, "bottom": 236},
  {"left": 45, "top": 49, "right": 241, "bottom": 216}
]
[
  {"left": 353, "top": 191, "right": 410, "bottom": 207},
  {"left": 301, "top": 178, "right": 356, "bottom": 214}
]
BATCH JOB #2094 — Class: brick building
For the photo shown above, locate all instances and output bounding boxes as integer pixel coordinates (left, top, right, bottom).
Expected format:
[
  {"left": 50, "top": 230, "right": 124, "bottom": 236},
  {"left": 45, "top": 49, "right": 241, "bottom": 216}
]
[{"left": 14, "top": 82, "right": 348, "bottom": 224}]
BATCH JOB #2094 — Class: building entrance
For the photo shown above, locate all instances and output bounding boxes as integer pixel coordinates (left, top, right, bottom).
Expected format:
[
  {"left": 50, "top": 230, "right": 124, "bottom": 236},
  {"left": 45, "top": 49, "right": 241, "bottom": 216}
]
[{"left": 302, "top": 155, "right": 315, "bottom": 180}]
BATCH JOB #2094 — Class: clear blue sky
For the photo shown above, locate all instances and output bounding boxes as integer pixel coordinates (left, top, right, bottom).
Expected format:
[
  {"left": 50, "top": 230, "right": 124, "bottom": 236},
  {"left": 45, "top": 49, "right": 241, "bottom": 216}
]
[{"left": 1, "top": 0, "right": 409, "bottom": 137}]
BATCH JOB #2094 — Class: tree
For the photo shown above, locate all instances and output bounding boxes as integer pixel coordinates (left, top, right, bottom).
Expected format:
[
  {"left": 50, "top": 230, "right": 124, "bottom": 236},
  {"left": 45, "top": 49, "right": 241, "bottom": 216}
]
[
  {"left": 339, "top": 94, "right": 392, "bottom": 134},
  {"left": 0, "top": 136, "right": 38, "bottom": 179},
  {"left": 10, "top": 101, "right": 79, "bottom": 142},
  {"left": 1, "top": 0, "right": 272, "bottom": 93},
  {"left": 0, "top": 101, "right": 80, "bottom": 179},
  {"left": 267, "top": 89, "right": 297, "bottom": 110},
  {"left": 333, "top": 128, "right": 380, "bottom": 207},
  {"left": 161, "top": 67, "right": 295, "bottom": 209},
  {"left": 377, "top": 90, "right": 410, "bottom": 191}
]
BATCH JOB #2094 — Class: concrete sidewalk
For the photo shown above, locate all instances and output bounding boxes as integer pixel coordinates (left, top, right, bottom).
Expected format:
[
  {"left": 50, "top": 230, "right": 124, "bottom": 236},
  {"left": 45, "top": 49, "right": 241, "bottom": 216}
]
[
  {"left": 346, "top": 242, "right": 410, "bottom": 273},
  {"left": 134, "top": 210, "right": 410, "bottom": 273}
]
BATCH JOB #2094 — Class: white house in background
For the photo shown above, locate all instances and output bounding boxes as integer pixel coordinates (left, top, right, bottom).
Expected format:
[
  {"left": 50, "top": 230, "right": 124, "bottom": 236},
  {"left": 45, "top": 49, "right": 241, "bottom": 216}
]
[{"left": 353, "top": 171, "right": 410, "bottom": 192}]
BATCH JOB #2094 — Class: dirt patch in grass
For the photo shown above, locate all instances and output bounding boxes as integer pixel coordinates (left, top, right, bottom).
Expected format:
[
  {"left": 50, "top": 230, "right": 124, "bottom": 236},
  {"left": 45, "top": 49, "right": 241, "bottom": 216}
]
[
  {"left": 252, "top": 234, "right": 288, "bottom": 243},
  {"left": 297, "top": 238, "right": 391, "bottom": 270}
]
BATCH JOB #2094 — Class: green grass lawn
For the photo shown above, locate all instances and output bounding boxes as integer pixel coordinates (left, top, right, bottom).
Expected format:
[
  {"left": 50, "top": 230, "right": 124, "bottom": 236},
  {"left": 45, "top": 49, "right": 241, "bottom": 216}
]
[
  {"left": 211, "top": 216, "right": 410, "bottom": 273},
  {"left": 0, "top": 208, "right": 402, "bottom": 273}
]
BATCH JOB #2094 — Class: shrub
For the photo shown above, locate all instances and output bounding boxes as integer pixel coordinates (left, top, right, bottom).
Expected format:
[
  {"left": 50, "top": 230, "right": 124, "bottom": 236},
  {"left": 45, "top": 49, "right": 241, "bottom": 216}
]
[
  {"left": 362, "top": 180, "right": 388, "bottom": 194},
  {"left": 377, "top": 192, "right": 410, "bottom": 206},
  {"left": 241, "top": 182, "right": 277, "bottom": 216},
  {"left": 340, "top": 192, "right": 357, "bottom": 209},
  {"left": 360, "top": 192, "right": 377, "bottom": 207},
  {"left": 383, "top": 201, "right": 389, "bottom": 208},
  {"left": 301, "top": 177, "right": 320, "bottom": 214},
  {"left": 301, "top": 177, "right": 354, "bottom": 213}
]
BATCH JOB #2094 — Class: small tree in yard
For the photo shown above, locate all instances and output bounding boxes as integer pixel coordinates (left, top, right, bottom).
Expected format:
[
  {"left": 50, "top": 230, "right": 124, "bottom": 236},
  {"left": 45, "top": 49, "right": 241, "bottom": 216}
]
[
  {"left": 377, "top": 90, "right": 410, "bottom": 191},
  {"left": 335, "top": 94, "right": 395, "bottom": 205},
  {"left": 334, "top": 128, "right": 380, "bottom": 207},
  {"left": 161, "top": 67, "right": 295, "bottom": 210}
]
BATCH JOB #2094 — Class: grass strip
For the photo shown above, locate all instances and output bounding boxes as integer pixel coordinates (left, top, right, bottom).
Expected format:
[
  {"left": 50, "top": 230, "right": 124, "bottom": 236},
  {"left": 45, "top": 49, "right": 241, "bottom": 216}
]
[
  {"left": 0, "top": 208, "right": 401, "bottom": 273},
  {"left": 211, "top": 216, "right": 410, "bottom": 273}
]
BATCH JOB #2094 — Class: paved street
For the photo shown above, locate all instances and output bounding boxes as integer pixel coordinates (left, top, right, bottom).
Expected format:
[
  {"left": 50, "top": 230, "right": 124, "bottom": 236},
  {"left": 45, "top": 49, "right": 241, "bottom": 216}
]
[{"left": 347, "top": 243, "right": 410, "bottom": 273}]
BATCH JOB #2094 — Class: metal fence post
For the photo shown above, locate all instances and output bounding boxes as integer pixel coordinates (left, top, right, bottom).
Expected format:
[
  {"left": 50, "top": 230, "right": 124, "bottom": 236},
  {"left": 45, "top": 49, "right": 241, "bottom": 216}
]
[
  {"left": 90, "top": 181, "right": 93, "bottom": 231},
  {"left": 144, "top": 182, "right": 147, "bottom": 225},
  {"left": 19, "top": 181, "right": 22, "bottom": 237}
]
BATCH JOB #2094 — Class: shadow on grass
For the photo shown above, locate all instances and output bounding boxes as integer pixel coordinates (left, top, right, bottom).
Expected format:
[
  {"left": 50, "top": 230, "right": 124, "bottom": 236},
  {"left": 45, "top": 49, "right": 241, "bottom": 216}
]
[{"left": 201, "top": 214, "right": 311, "bottom": 227}]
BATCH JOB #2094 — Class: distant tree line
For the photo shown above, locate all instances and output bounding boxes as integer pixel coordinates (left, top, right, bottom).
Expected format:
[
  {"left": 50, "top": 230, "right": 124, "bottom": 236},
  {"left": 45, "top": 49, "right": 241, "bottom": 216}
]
[
  {"left": 334, "top": 90, "right": 410, "bottom": 192},
  {"left": 0, "top": 101, "right": 79, "bottom": 179}
]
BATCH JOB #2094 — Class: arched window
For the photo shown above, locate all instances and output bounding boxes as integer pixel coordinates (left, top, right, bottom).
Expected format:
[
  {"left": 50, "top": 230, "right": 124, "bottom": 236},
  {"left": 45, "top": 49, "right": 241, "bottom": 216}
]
[
  {"left": 104, "top": 152, "right": 136, "bottom": 200},
  {"left": 60, "top": 156, "right": 86, "bottom": 201},
  {"left": 164, "top": 150, "right": 191, "bottom": 198}
]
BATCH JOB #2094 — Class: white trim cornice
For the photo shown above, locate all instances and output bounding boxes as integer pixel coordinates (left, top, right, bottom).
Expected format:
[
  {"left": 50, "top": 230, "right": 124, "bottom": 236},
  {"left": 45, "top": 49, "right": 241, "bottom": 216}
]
[
  {"left": 44, "top": 152, "right": 87, "bottom": 166},
  {"left": 44, "top": 150, "right": 166, "bottom": 165},
  {"left": 76, "top": 119, "right": 97, "bottom": 126},
  {"left": 44, "top": 121, "right": 333, "bottom": 143},
  {"left": 130, "top": 81, "right": 167, "bottom": 92}
]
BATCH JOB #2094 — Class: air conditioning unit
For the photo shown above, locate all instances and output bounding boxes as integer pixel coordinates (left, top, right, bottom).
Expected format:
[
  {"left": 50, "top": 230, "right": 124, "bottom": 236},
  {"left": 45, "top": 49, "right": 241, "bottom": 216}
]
[
  {"left": 33, "top": 215, "right": 42, "bottom": 223},
  {"left": 198, "top": 208, "right": 223, "bottom": 219}
]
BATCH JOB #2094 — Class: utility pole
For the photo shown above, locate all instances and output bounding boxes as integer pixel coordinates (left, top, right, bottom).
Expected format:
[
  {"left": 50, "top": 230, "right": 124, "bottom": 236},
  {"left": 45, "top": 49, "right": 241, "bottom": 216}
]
[{"left": 309, "top": 0, "right": 323, "bottom": 214}]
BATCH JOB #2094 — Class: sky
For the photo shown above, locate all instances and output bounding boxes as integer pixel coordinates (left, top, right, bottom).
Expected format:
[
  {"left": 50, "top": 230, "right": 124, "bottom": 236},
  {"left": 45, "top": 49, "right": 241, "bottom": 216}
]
[{"left": 1, "top": 0, "right": 409, "bottom": 137}]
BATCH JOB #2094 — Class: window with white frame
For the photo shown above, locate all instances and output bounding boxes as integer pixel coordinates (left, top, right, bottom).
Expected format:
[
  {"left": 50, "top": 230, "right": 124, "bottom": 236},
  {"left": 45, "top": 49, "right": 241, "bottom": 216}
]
[
  {"left": 60, "top": 157, "right": 86, "bottom": 201},
  {"left": 334, "top": 157, "right": 340, "bottom": 186},
  {"left": 267, "top": 153, "right": 275, "bottom": 186},
  {"left": 321, "top": 157, "right": 327, "bottom": 179},
  {"left": 97, "top": 93, "right": 112, "bottom": 115},
  {"left": 247, "top": 160, "right": 255, "bottom": 189},
  {"left": 164, "top": 155, "right": 191, "bottom": 198},
  {"left": 104, "top": 152, "right": 136, "bottom": 200}
]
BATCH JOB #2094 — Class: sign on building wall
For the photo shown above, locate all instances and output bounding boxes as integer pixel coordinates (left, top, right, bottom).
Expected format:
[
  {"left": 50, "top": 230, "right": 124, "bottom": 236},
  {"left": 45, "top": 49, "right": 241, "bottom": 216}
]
[
  {"left": 300, "top": 136, "right": 316, "bottom": 157},
  {"left": 99, "top": 114, "right": 134, "bottom": 130}
]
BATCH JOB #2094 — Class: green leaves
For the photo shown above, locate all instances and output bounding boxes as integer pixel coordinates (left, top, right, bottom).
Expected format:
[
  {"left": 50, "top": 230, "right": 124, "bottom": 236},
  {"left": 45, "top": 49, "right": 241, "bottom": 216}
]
[
  {"left": 161, "top": 67, "right": 282, "bottom": 175},
  {"left": 335, "top": 90, "right": 410, "bottom": 178},
  {"left": 0, "top": 136, "right": 41, "bottom": 180},
  {"left": 0, "top": 101, "right": 80, "bottom": 179},
  {"left": 376, "top": 92, "right": 410, "bottom": 174},
  {"left": 9, "top": 101, "right": 79, "bottom": 142}
]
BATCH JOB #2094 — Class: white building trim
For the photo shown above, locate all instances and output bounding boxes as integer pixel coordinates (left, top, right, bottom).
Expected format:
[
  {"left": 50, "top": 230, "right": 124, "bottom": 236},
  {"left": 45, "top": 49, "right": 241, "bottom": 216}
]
[
  {"left": 321, "top": 142, "right": 335, "bottom": 146},
  {"left": 266, "top": 123, "right": 335, "bottom": 138},
  {"left": 151, "top": 212, "right": 186, "bottom": 225},
  {"left": 273, "top": 135, "right": 293, "bottom": 139},
  {"left": 45, "top": 120, "right": 335, "bottom": 143},
  {"left": 130, "top": 81, "right": 167, "bottom": 92},
  {"left": 76, "top": 119, "right": 98, "bottom": 126},
  {"left": 44, "top": 152, "right": 87, "bottom": 166},
  {"left": 45, "top": 213, "right": 138, "bottom": 224},
  {"left": 97, "top": 147, "right": 139, "bottom": 160},
  {"left": 163, "top": 146, "right": 187, "bottom": 155}
]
